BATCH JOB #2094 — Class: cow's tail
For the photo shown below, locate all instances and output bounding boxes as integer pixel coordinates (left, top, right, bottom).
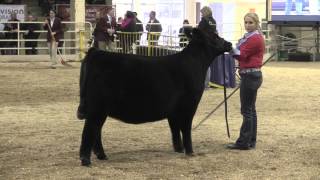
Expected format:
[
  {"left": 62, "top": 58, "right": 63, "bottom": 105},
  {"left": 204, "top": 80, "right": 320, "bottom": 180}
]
[
  {"left": 79, "top": 47, "right": 99, "bottom": 96},
  {"left": 79, "top": 59, "right": 87, "bottom": 98},
  {"left": 77, "top": 57, "right": 88, "bottom": 120}
]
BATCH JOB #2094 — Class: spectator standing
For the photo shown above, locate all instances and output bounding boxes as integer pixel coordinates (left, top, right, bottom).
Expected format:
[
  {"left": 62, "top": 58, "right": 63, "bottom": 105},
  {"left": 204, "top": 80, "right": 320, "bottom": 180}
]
[
  {"left": 21, "top": 14, "right": 40, "bottom": 55},
  {"left": 285, "top": 0, "right": 304, "bottom": 15},
  {"left": 198, "top": 6, "right": 217, "bottom": 88},
  {"left": 105, "top": 8, "right": 117, "bottom": 51},
  {"left": 178, "top": 19, "right": 192, "bottom": 47},
  {"left": 115, "top": 17, "right": 123, "bottom": 31},
  {"left": 119, "top": 11, "right": 137, "bottom": 53},
  {"left": 4, "top": 12, "right": 19, "bottom": 55},
  {"left": 0, "top": 23, "right": 5, "bottom": 55},
  {"left": 43, "top": 10, "right": 63, "bottom": 68},
  {"left": 133, "top": 12, "right": 143, "bottom": 45},
  {"left": 146, "top": 11, "right": 162, "bottom": 46},
  {"left": 93, "top": 11, "right": 108, "bottom": 51}
]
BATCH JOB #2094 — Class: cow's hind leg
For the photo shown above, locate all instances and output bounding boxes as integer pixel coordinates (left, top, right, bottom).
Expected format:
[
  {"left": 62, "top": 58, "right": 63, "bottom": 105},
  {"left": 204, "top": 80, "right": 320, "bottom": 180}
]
[
  {"left": 80, "top": 116, "right": 106, "bottom": 166},
  {"left": 93, "top": 118, "right": 108, "bottom": 160},
  {"left": 181, "top": 117, "right": 194, "bottom": 156},
  {"left": 168, "top": 118, "right": 184, "bottom": 153}
]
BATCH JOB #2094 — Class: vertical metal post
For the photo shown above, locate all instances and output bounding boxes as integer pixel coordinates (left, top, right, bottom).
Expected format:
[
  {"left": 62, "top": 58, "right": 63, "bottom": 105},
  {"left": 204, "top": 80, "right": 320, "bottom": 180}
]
[{"left": 79, "top": 30, "right": 85, "bottom": 59}]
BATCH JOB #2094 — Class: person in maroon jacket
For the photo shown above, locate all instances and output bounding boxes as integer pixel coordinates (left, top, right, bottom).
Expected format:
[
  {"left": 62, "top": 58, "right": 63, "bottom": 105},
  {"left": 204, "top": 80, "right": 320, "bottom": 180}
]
[
  {"left": 119, "top": 11, "right": 137, "bottom": 53},
  {"left": 43, "top": 10, "right": 63, "bottom": 68},
  {"left": 93, "top": 11, "right": 109, "bottom": 51},
  {"left": 227, "top": 12, "right": 264, "bottom": 150}
]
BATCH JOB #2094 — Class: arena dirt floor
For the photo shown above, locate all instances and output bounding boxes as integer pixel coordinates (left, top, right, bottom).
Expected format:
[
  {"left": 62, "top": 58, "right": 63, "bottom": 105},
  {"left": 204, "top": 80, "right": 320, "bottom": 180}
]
[{"left": 0, "top": 60, "right": 319, "bottom": 179}]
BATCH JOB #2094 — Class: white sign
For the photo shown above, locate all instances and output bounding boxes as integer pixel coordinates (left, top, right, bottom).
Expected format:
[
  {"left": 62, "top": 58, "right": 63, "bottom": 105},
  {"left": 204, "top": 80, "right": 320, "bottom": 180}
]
[{"left": 0, "top": 5, "right": 25, "bottom": 21}]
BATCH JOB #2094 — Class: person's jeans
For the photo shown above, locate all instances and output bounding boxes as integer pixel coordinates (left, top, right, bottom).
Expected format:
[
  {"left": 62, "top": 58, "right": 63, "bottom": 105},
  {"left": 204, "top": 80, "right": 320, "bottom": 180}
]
[
  {"left": 236, "top": 71, "right": 263, "bottom": 147},
  {"left": 285, "top": 0, "right": 293, "bottom": 15},
  {"left": 47, "top": 41, "right": 58, "bottom": 66},
  {"left": 285, "top": 0, "right": 303, "bottom": 15}
]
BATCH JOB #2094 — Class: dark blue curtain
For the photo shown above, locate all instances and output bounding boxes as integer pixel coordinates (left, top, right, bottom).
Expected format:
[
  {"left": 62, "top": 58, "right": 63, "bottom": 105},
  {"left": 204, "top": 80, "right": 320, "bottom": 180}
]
[{"left": 210, "top": 54, "right": 236, "bottom": 88}]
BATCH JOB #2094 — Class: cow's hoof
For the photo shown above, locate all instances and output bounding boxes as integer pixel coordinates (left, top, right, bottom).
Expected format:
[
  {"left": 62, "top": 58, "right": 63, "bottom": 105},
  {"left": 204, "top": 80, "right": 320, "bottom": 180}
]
[
  {"left": 96, "top": 153, "right": 108, "bottom": 160},
  {"left": 174, "top": 148, "right": 184, "bottom": 153},
  {"left": 80, "top": 157, "right": 91, "bottom": 166},
  {"left": 186, "top": 152, "right": 195, "bottom": 157}
]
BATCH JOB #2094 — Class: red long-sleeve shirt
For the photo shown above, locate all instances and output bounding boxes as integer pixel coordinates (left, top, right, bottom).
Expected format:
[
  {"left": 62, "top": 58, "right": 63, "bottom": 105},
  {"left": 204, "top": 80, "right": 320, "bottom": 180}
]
[{"left": 235, "top": 33, "right": 265, "bottom": 69}]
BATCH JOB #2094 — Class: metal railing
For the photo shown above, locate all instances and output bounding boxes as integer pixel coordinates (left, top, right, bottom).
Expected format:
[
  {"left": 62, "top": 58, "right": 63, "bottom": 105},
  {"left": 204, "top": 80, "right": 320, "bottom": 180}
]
[
  {"left": 113, "top": 31, "right": 183, "bottom": 56},
  {"left": 0, "top": 21, "right": 246, "bottom": 59},
  {"left": 0, "top": 21, "right": 93, "bottom": 55},
  {"left": 273, "top": 33, "right": 318, "bottom": 61},
  {"left": 111, "top": 22, "right": 244, "bottom": 57}
]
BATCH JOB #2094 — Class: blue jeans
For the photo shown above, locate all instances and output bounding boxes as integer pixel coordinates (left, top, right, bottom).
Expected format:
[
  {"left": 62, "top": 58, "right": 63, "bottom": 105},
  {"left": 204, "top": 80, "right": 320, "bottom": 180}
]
[
  {"left": 236, "top": 71, "right": 263, "bottom": 147},
  {"left": 285, "top": 0, "right": 303, "bottom": 15}
]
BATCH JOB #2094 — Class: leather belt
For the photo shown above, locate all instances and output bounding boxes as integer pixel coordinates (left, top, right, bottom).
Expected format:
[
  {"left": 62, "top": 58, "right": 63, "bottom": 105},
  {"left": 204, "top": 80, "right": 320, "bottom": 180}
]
[{"left": 239, "top": 68, "right": 261, "bottom": 74}]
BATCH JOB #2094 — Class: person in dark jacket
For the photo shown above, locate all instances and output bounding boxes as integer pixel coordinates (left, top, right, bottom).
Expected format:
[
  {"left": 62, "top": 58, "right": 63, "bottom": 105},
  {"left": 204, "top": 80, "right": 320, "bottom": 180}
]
[
  {"left": 146, "top": 11, "right": 162, "bottom": 46},
  {"left": 198, "top": 6, "right": 217, "bottom": 34},
  {"left": 133, "top": 12, "right": 143, "bottom": 45},
  {"left": 22, "top": 14, "right": 40, "bottom": 55},
  {"left": 178, "top": 19, "right": 192, "bottom": 47},
  {"left": 93, "top": 11, "right": 109, "bottom": 51},
  {"left": 4, "top": 12, "right": 19, "bottom": 55},
  {"left": 198, "top": 6, "right": 217, "bottom": 88},
  {"left": 119, "top": 11, "right": 137, "bottom": 53},
  {"left": 105, "top": 8, "right": 117, "bottom": 51},
  {"left": 43, "top": 10, "right": 63, "bottom": 68},
  {"left": 0, "top": 23, "right": 5, "bottom": 55}
]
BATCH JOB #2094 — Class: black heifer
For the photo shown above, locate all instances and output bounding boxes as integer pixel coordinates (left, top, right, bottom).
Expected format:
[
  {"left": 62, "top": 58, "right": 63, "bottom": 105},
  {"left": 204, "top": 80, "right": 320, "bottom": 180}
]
[{"left": 78, "top": 28, "right": 232, "bottom": 166}]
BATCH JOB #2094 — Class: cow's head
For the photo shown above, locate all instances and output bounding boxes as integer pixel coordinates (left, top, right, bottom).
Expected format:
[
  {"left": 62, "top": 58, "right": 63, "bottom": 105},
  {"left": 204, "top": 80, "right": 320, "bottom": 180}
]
[{"left": 185, "top": 28, "right": 232, "bottom": 56}]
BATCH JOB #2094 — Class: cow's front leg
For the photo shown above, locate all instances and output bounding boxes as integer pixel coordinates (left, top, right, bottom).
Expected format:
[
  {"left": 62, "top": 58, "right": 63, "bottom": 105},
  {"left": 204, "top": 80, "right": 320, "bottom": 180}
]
[
  {"left": 167, "top": 118, "right": 183, "bottom": 153},
  {"left": 80, "top": 119, "right": 99, "bottom": 166},
  {"left": 179, "top": 106, "right": 197, "bottom": 156},
  {"left": 93, "top": 118, "right": 108, "bottom": 160}
]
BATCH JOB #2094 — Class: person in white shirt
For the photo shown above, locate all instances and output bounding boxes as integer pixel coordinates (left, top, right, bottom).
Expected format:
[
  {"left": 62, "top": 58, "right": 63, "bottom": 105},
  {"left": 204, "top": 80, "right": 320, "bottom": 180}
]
[
  {"left": 43, "top": 10, "right": 63, "bottom": 68},
  {"left": 146, "top": 11, "right": 162, "bottom": 46},
  {"left": 105, "top": 8, "right": 116, "bottom": 51}
]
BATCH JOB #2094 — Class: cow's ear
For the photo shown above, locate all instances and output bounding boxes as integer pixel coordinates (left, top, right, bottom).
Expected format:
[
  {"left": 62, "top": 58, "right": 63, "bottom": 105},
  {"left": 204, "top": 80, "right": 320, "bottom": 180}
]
[
  {"left": 184, "top": 27, "right": 194, "bottom": 39},
  {"left": 191, "top": 28, "right": 203, "bottom": 40},
  {"left": 192, "top": 28, "right": 199, "bottom": 34}
]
